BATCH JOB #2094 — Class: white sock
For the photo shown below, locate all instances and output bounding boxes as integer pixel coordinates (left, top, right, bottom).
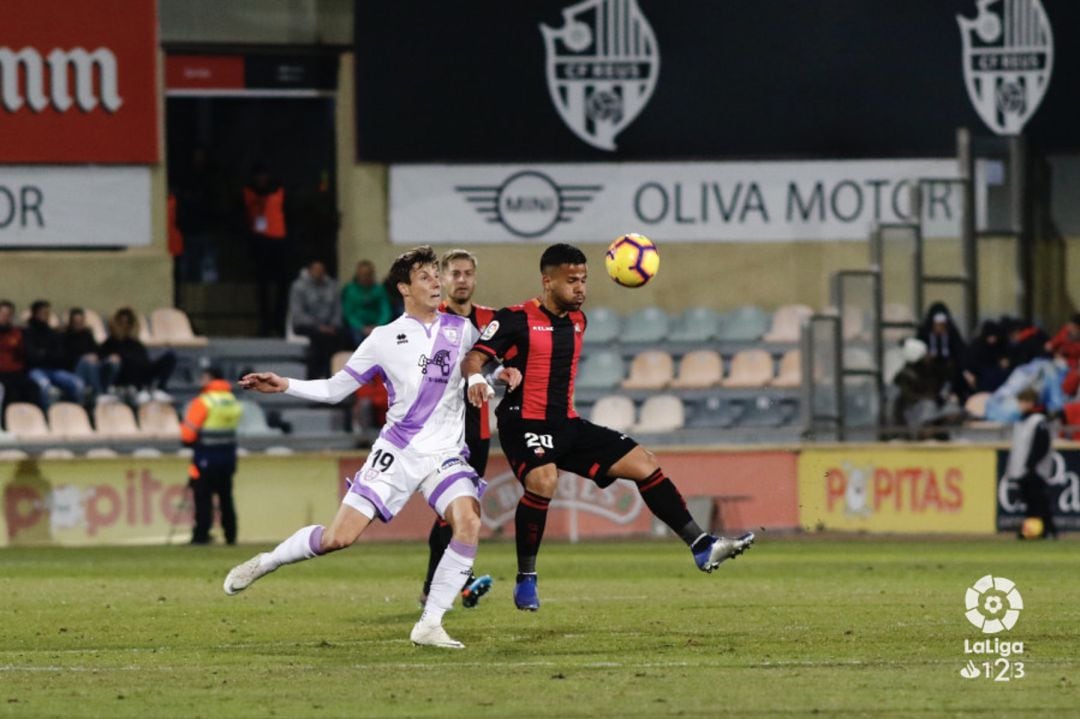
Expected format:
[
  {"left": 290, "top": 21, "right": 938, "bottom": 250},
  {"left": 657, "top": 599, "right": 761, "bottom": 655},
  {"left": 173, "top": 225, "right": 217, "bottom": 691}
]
[
  {"left": 260, "top": 525, "right": 325, "bottom": 571},
  {"left": 419, "top": 539, "right": 476, "bottom": 626}
]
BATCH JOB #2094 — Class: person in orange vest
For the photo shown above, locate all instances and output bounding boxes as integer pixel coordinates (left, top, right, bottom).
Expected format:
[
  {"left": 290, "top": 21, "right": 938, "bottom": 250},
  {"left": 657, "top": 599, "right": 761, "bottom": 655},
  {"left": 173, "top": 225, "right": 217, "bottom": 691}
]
[
  {"left": 182, "top": 367, "right": 243, "bottom": 545},
  {"left": 243, "top": 162, "right": 289, "bottom": 336}
]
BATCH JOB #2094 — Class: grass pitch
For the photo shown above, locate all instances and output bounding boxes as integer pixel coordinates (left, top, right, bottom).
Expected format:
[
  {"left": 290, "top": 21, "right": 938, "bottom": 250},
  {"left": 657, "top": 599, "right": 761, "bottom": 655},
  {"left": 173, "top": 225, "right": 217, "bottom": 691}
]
[{"left": 1, "top": 536, "right": 1077, "bottom": 718}]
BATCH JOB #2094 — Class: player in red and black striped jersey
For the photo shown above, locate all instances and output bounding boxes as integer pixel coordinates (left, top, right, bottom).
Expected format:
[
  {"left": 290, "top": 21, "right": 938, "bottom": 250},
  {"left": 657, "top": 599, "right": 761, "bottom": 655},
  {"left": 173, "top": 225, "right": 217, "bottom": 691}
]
[
  {"left": 463, "top": 244, "right": 754, "bottom": 611},
  {"left": 419, "top": 249, "right": 498, "bottom": 609}
]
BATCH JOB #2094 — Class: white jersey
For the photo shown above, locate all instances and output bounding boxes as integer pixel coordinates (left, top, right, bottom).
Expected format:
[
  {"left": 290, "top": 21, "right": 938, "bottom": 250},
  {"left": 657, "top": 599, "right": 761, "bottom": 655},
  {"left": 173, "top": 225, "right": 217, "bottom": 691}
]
[{"left": 285, "top": 312, "right": 478, "bottom": 455}]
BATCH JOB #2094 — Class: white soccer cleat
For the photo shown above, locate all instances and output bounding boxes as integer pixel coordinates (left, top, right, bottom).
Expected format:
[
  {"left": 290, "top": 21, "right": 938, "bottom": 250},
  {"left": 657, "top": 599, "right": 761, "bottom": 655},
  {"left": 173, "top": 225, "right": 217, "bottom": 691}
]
[
  {"left": 223, "top": 553, "right": 275, "bottom": 595},
  {"left": 410, "top": 621, "right": 465, "bottom": 649},
  {"left": 695, "top": 532, "right": 755, "bottom": 573}
]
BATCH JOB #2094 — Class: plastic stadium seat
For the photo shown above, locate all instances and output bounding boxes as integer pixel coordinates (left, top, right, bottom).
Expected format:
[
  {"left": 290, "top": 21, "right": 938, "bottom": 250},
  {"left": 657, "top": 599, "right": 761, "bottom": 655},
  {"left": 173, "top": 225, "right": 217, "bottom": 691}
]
[
  {"left": 0, "top": 448, "right": 30, "bottom": 460},
  {"left": 85, "top": 447, "right": 119, "bottom": 458},
  {"left": 842, "top": 306, "right": 868, "bottom": 341},
  {"left": 582, "top": 306, "right": 621, "bottom": 346},
  {"left": 237, "top": 400, "right": 283, "bottom": 437},
  {"left": 177, "top": 447, "right": 195, "bottom": 458},
  {"left": 265, "top": 446, "right": 295, "bottom": 456},
  {"left": 4, "top": 403, "right": 49, "bottom": 440},
  {"left": 686, "top": 396, "right": 741, "bottom": 428},
  {"left": 149, "top": 308, "right": 209, "bottom": 348},
  {"left": 94, "top": 403, "right": 141, "bottom": 440},
  {"left": 722, "top": 349, "right": 775, "bottom": 388},
  {"left": 138, "top": 401, "right": 181, "bottom": 439},
  {"left": 137, "top": 311, "right": 154, "bottom": 345},
  {"left": 965, "top": 392, "right": 991, "bottom": 419},
  {"left": 716, "top": 305, "right": 769, "bottom": 342},
  {"left": 41, "top": 448, "right": 76, "bottom": 459},
  {"left": 132, "top": 447, "right": 163, "bottom": 458},
  {"left": 330, "top": 351, "right": 352, "bottom": 375},
  {"left": 733, "top": 396, "right": 798, "bottom": 428},
  {"left": 619, "top": 307, "right": 670, "bottom": 344},
  {"left": 771, "top": 349, "right": 802, "bottom": 388},
  {"left": 589, "top": 395, "right": 636, "bottom": 433},
  {"left": 621, "top": 350, "right": 674, "bottom": 390},
  {"left": 48, "top": 402, "right": 95, "bottom": 441},
  {"left": 84, "top": 308, "right": 109, "bottom": 344},
  {"left": 669, "top": 350, "right": 723, "bottom": 389},
  {"left": 575, "top": 350, "right": 626, "bottom": 390},
  {"left": 632, "top": 395, "right": 685, "bottom": 433},
  {"left": 762, "top": 304, "right": 813, "bottom": 343},
  {"left": 667, "top": 307, "right": 721, "bottom": 343}
]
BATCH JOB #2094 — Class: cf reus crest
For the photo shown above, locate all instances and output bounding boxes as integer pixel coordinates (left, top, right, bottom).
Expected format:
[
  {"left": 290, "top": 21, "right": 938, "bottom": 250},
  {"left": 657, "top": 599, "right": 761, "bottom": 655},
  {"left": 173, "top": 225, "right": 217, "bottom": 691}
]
[
  {"left": 957, "top": 0, "right": 1053, "bottom": 135},
  {"left": 541, "top": 0, "right": 659, "bottom": 151}
]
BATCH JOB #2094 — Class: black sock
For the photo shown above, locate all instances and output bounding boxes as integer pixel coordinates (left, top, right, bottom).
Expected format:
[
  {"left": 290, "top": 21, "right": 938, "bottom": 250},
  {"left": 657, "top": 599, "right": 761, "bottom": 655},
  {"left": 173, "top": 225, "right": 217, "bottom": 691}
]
[
  {"left": 515, "top": 490, "right": 551, "bottom": 574},
  {"left": 637, "top": 469, "right": 705, "bottom": 547},
  {"left": 422, "top": 519, "right": 453, "bottom": 594}
]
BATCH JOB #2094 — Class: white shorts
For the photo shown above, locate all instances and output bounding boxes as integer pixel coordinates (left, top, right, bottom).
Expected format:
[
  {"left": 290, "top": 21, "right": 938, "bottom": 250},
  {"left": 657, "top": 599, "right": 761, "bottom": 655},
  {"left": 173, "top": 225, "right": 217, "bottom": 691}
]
[{"left": 341, "top": 438, "right": 481, "bottom": 523}]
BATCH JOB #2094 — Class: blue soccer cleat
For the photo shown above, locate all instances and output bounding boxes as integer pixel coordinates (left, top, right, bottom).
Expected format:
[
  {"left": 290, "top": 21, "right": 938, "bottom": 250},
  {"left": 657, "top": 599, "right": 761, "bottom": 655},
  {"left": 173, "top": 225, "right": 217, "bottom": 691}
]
[
  {"left": 513, "top": 573, "right": 540, "bottom": 611},
  {"left": 694, "top": 532, "right": 755, "bottom": 573},
  {"left": 461, "top": 574, "right": 493, "bottom": 609}
]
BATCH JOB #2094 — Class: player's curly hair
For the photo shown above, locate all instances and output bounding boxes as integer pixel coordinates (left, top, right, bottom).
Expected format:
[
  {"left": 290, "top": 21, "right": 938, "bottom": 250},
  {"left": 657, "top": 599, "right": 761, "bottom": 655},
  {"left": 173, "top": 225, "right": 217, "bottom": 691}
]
[
  {"left": 540, "top": 243, "right": 587, "bottom": 272},
  {"left": 388, "top": 245, "right": 439, "bottom": 290}
]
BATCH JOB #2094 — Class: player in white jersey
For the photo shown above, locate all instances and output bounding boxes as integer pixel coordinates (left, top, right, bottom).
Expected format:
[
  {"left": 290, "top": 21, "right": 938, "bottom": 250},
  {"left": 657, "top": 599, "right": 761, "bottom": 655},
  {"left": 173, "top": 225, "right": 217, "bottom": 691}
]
[{"left": 223, "top": 246, "right": 520, "bottom": 649}]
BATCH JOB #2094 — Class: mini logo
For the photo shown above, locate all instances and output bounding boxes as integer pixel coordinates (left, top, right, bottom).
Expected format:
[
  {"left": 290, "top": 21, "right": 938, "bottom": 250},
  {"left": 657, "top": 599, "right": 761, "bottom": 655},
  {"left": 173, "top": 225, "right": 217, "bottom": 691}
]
[
  {"left": 541, "top": 0, "right": 660, "bottom": 150},
  {"left": 957, "top": 0, "right": 1054, "bottom": 135},
  {"left": 479, "top": 320, "right": 500, "bottom": 341},
  {"left": 965, "top": 574, "right": 1023, "bottom": 634},
  {"left": 456, "top": 170, "right": 601, "bottom": 238},
  {"left": 396, "top": 333, "right": 408, "bottom": 345},
  {"left": 419, "top": 349, "right": 453, "bottom": 377},
  {"left": 0, "top": 46, "right": 122, "bottom": 114}
]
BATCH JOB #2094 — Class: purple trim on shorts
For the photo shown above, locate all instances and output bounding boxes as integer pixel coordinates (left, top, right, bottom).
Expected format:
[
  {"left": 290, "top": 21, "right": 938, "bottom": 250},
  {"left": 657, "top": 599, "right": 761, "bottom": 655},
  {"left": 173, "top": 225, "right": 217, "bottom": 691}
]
[
  {"left": 343, "top": 364, "right": 381, "bottom": 386},
  {"left": 448, "top": 539, "right": 477, "bottom": 559},
  {"left": 427, "top": 470, "right": 477, "bottom": 510},
  {"left": 351, "top": 483, "right": 394, "bottom": 523},
  {"left": 383, "top": 314, "right": 467, "bottom": 450},
  {"left": 309, "top": 525, "right": 325, "bottom": 556}
]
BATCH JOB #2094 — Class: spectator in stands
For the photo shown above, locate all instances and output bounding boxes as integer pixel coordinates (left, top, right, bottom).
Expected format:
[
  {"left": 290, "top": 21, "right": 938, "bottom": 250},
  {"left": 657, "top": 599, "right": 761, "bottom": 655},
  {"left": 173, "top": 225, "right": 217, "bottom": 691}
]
[
  {"left": 892, "top": 338, "right": 959, "bottom": 438},
  {"left": 289, "top": 260, "right": 346, "bottom": 378},
  {"left": 176, "top": 147, "right": 220, "bottom": 284},
  {"left": 342, "top": 260, "right": 393, "bottom": 345},
  {"left": 244, "top": 162, "right": 290, "bottom": 336},
  {"left": 1006, "top": 387, "right": 1057, "bottom": 539},
  {"left": 1002, "top": 316, "right": 1049, "bottom": 368},
  {"left": 963, "top": 320, "right": 1011, "bottom": 394},
  {"left": 1045, "top": 314, "right": 1080, "bottom": 369},
  {"left": 0, "top": 300, "right": 38, "bottom": 413},
  {"left": 917, "top": 302, "right": 969, "bottom": 401},
  {"left": 62, "top": 308, "right": 120, "bottom": 404},
  {"left": 23, "top": 300, "right": 86, "bottom": 409},
  {"left": 100, "top": 308, "right": 176, "bottom": 404}
]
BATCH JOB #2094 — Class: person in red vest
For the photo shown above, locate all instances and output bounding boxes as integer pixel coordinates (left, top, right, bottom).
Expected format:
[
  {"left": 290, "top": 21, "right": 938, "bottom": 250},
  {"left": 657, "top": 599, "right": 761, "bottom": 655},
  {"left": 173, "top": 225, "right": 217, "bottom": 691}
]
[
  {"left": 0, "top": 300, "right": 38, "bottom": 412},
  {"left": 244, "top": 163, "right": 290, "bottom": 336}
]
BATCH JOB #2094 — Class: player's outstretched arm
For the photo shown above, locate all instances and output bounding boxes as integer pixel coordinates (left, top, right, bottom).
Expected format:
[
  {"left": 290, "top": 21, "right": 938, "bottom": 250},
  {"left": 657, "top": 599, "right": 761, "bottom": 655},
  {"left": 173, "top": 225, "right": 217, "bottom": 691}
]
[
  {"left": 239, "top": 372, "right": 289, "bottom": 393},
  {"left": 463, "top": 349, "right": 493, "bottom": 407}
]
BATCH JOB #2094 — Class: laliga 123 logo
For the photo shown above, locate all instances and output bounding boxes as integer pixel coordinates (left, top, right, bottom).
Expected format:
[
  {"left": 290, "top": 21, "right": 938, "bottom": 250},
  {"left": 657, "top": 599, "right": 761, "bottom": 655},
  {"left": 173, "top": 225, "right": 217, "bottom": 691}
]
[
  {"left": 959, "top": 574, "right": 1027, "bottom": 681},
  {"left": 541, "top": 0, "right": 659, "bottom": 151},
  {"left": 957, "top": 0, "right": 1053, "bottom": 135}
]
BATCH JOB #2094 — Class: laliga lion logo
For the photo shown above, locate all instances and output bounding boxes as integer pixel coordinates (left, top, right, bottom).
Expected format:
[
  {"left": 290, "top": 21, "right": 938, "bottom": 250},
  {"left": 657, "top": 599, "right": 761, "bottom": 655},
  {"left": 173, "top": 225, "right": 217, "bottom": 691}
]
[
  {"left": 540, "top": 0, "right": 659, "bottom": 151},
  {"left": 964, "top": 574, "right": 1023, "bottom": 634},
  {"left": 957, "top": 0, "right": 1053, "bottom": 135}
]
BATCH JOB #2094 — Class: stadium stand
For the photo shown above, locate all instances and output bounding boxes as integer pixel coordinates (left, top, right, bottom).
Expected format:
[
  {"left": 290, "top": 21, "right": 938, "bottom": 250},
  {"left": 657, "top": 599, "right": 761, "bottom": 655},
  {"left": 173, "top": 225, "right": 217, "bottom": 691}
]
[
  {"left": 770, "top": 350, "right": 802, "bottom": 388},
  {"left": 0, "top": 448, "right": 30, "bottom": 460},
  {"left": 667, "top": 307, "right": 721, "bottom": 343},
  {"left": 85, "top": 447, "right": 119, "bottom": 458},
  {"left": 138, "top": 400, "right": 182, "bottom": 439},
  {"left": 94, "top": 402, "right": 142, "bottom": 440},
  {"left": 632, "top": 394, "right": 685, "bottom": 434},
  {"left": 4, "top": 403, "right": 50, "bottom": 440},
  {"left": 621, "top": 350, "right": 675, "bottom": 390},
  {"left": 620, "top": 307, "right": 670, "bottom": 344},
  {"left": 762, "top": 304, "right": 813, "bottom": 343},
  {"left": 147, "top": 308, "right": 209, "bottom": 348},
  {"left": 669, "top": 350, "right": 723, "bottom": 389},
  {"left": 41, "top": 448, "right": 76, "bottom": 459},
  {"left": 722, "top": 349, "right": 774, "bottom": 388},
  {"left": 237, "top": 399, "right": 284, "bottom": 438},
  {"left": 48, "top": 402, "right": 95, "bottom": 441},
  {"left": 589, "top": 395, "right": 636, "bottom": 433},
  {"left": 582, "top": 306, "right": 621, "bottom": 346},
  {"left": 575, "top": 350, "right": 626, "bottom": 390},
  {"left": 716, "top": 305, "right": 769, "bottom": 342}
]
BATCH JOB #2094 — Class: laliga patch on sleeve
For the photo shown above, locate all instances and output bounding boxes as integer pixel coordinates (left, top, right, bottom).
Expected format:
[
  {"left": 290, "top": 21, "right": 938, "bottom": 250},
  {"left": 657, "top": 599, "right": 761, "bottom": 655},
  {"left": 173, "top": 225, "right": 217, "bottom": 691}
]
[{"left": 479, "top": 320, "right": 499, "bottom": 341}]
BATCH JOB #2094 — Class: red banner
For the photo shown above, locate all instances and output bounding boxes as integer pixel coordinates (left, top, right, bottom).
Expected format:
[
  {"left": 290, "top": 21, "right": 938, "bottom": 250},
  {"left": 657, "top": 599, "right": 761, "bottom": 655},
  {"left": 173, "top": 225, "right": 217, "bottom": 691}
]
[
  {"left": 0, "top": 0, "right": 158, "bottom": 163},
  {"left": 165, "top": 55, "right": 245, "bottom": 91}
]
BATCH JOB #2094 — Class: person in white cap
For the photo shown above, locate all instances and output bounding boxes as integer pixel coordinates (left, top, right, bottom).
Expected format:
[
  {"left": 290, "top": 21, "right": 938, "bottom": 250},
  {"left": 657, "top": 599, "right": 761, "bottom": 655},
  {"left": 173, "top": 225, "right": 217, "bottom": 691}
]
[{"left": 892, "top": 338, "right": 947, "bottom": 436}]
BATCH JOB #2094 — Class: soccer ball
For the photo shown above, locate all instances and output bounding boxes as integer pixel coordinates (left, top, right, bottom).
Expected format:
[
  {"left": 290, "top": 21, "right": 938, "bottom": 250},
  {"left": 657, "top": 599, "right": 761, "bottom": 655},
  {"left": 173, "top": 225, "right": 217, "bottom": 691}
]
[
  {"left": 1020, "top": 516, "right": 1044, "bottom": 540},
  {"left": 605, "top": 233, "right": 659, "bottom": 288}
]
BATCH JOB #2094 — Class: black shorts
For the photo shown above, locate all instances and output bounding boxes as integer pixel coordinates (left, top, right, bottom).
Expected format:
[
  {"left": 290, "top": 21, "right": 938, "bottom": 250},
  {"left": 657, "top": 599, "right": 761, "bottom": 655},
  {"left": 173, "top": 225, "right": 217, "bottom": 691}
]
[{"left": 498, "top": 417, "right": 638, "bottom": 487}]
